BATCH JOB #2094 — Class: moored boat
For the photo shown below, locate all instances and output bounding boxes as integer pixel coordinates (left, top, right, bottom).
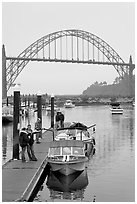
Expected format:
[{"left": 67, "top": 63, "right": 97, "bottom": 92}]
[
  {"left": 64, "top": 100, "right": 75, "bottom": 108},
  {"left": 47, "top": 140, "right": 88, "bottom": 176},
  {"left": 132, "top": 101, "right": 135, "bottom": 107},
  {"left": 2, "top": 105, "right": 13, "bottom": 123},
  {"left": 55, "top": 122, "right": 96, "bottom": 157},
  {"left": 110, "top": 102, "right": 123, "bottom": 114}
]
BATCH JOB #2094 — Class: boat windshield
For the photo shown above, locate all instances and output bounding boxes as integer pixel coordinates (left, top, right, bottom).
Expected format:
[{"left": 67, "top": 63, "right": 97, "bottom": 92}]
[
  {"left": 73, "top": 147, "right": 84, "bottom": 155},
  {"left": 66, "top": 129, "right": 76, "bottom": 136},
  {"left": 49, "top": 147, "right": 60, "bottom": 156},
  {"left": 62, "top": 147, "right": 71, "bottom": 155}
]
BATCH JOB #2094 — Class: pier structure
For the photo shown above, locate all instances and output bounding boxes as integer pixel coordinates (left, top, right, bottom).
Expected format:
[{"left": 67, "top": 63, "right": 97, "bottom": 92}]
[
  {"left": 2, "top": 130, "right": 53, "bottom": 202},
  {"left": 2, "top": 29, "right": 135, "bottom": 99}
]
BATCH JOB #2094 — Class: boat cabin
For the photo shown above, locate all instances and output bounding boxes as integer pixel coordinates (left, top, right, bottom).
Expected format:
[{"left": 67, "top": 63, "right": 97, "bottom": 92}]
[
  {"left": 110, "top": 102, "right": 121, "bottom": 109},
  {"left": 47, "top": 140, "right": 85, "bottom": 161}
]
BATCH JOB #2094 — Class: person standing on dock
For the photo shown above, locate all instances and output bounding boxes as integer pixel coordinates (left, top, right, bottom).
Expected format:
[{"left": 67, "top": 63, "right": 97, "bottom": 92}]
[
  {"left": 19, "top": 127, "right": 30, "bottom": 162},
  {"left": 26, "top": 124, "right": 38, "bottom": 161},
  {"left": 35, "top": 118, "right": 42, "bottom": 144},
  {"left": 60, "top": 112, "right": 65, "bottom": 128},
  {"left": 55, "top": 112, "right": 60, "bottom": 128},
  {"left": 55, "top": 111, "right": 65, "bottom": 128}
]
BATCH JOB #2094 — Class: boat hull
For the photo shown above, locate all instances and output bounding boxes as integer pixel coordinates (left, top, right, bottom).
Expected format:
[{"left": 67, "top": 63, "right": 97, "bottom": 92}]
[
  {"left": 64, "top": 105, "right": 75, "bottom": 108},
  {"left": 110, "top": 108, "right": 123, "bottom": 114},
  {"left": 2, "top": 115, "right": 13, "bottom": 123},
  {"left": 48, "top": 158, "right": 88, "bottom": 176}
]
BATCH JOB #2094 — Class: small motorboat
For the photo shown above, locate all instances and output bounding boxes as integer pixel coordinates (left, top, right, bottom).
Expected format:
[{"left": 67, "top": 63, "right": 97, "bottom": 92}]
[
  {"left": 47, "top": 140, "right": 88, "bottom": 176},
  {"left": 64, "top": 100, "right": 75, "bottom": 108},
  {"left": 2, "top": 105, "right": 13, "bottom": 123},
  {"left": 55, "top": 122, "right": 96, "bottom": 157},
  {"left": 132, "top": 101, "right": 135, "bottom": 107},
  {"left": 110, "top": 102, "right": 123, "bottom": 114},
  {"left": 46, "top": 104, "right": 60, "bottom": 115}
]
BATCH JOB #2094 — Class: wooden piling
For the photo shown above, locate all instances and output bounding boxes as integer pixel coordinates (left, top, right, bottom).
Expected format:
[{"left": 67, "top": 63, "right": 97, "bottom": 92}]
[
  {"left": 37, "top": 94, "right": 42, "bottom": 137},
  {"left": 51, "top": 94, "right": 54, "bottom": 128},
  {"left": 6, "top": 97, "right": 8, "bottom": 106},
  {"left": 13, "top": 91, "right": 20, "bottom": 160}
]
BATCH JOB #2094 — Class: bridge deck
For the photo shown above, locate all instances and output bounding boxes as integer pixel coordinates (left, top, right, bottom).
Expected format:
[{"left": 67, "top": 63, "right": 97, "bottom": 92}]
[{"left": 2, "top": 130, "right": 53, "bottom": 202}]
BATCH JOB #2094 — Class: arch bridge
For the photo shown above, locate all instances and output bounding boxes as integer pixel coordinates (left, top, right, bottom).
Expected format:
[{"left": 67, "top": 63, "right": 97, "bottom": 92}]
[{"left": 2, "top": 29, "right": 135, "bottom": 98}]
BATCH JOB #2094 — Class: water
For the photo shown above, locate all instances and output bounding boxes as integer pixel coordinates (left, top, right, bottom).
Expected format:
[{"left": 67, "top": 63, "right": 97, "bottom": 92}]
[{"left": 2, "top": 105, "right": 135, "bottom": 202}]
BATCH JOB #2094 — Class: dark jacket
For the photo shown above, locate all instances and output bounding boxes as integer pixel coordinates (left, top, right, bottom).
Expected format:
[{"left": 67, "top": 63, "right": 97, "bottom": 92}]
[
  {"left": 26, "top": 129, "right": 34, "bottom": 146},
  {"left": 19, "top": 130, "right": 29, "bottom": 147},
  {"left": 60, "top": 113, "right": 64, "bottom": 122},
  {"left": 55, "top": 113, "right": 60, "bottom": 122}
]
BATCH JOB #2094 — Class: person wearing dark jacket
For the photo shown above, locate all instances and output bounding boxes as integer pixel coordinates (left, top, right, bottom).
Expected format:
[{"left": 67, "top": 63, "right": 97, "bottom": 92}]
[
  {"left": 19, "top": 127, "right": 30, "bottom": 162},
  {"left": 26, "top": 124, "right": 38, "bottom": 161},
  {"left": 59, "top": 112, "right": 65, "bottom": 128},
  {"left": 55, "top": 112, "right": 61, "bottom": 128}
]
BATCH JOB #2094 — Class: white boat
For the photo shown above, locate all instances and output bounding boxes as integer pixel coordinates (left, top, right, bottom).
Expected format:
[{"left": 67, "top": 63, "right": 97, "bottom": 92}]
[
  {"left": 110, "top": 102, "right": 123, "bottom": 114},
  {"left": 2, "top": 105, "right": 13, "bottom": 123},
  {"left": 55, "top": 122, "right": 96, "bottom": 157},
  {"left": 64, "top": 100, "right": 75, "bottom": 108},
  {"left": 132, "top": 101, "right": 135, "bottom": 107},
  {"left": 46, "top": 104, "right": 60, "bottom": 115},
  {"left": 47, "top": 140, "right": 88, "bottom": 176}
]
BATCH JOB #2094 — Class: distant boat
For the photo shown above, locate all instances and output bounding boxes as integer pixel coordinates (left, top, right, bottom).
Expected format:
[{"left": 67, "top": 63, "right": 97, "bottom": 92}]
[
  {"left": 64, "top": 100, "right": 75, "bottom": 108},
  {"left": 47, "top": 140, "right": 88, "bottom": 176},
  {"left": 110, "top": 102, "right": 123, "bottom": 114},
  {"left": 2, "top": 105, "right": 13, "bottom": 123},
  {"left": 132, "top": 101, "right": 135, "bottom": 107}
]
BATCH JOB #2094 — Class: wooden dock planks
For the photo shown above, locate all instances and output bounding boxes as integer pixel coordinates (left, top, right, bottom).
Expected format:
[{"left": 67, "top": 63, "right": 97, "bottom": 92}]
[{"left": 2, "top": 130, "right": 53, "bottom": 202}]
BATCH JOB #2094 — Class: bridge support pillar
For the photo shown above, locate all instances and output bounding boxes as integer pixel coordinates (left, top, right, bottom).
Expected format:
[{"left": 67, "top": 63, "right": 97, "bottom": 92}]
[
  {"left": 2, "top": 44, "right": 7, "bottom": 99},
  {"left": 128, "top": 55, "right": 134, "bottom": 97}
]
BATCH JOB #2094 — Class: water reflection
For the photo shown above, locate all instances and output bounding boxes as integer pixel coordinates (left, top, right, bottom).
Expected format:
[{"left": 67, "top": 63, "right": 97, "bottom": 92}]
[
  {"left": 2, "top": 124, "right": 13, "bottom": 164},
  {"left": 46, "top": 169, "right": 88, "bottom": 201},
  {"left": 2, "top": 105, "right": 135, "bottom": 201},
  {"left": 96, "top": 111, "right": 135, "bottom": 162}
]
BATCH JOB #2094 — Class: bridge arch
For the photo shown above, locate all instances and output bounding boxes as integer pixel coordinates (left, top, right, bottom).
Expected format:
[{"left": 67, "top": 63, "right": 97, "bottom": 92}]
[{"left": 6, "top": 29, "right": 127, "bottom": 91}]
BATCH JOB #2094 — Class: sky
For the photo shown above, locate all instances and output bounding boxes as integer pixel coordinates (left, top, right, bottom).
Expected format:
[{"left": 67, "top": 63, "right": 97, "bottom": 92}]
[{"left": 2, "top": 1, "right": 135, "bottom": 95}]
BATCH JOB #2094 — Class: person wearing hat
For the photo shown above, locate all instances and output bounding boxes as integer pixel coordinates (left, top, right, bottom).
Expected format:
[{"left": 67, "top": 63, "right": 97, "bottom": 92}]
[{"left": 35, "top": 118, "right": 42, "bottom": 143}]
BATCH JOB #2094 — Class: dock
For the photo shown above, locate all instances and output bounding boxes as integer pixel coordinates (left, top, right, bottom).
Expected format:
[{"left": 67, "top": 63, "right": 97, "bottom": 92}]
[{"left": 2, "top": 130, "right": 53, "bottom": 202}]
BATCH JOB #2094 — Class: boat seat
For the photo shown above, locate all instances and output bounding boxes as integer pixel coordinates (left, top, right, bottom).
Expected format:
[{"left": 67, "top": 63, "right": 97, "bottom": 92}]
[{"left": 62, "top": 155, "right": 66, "bottom": 162}]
